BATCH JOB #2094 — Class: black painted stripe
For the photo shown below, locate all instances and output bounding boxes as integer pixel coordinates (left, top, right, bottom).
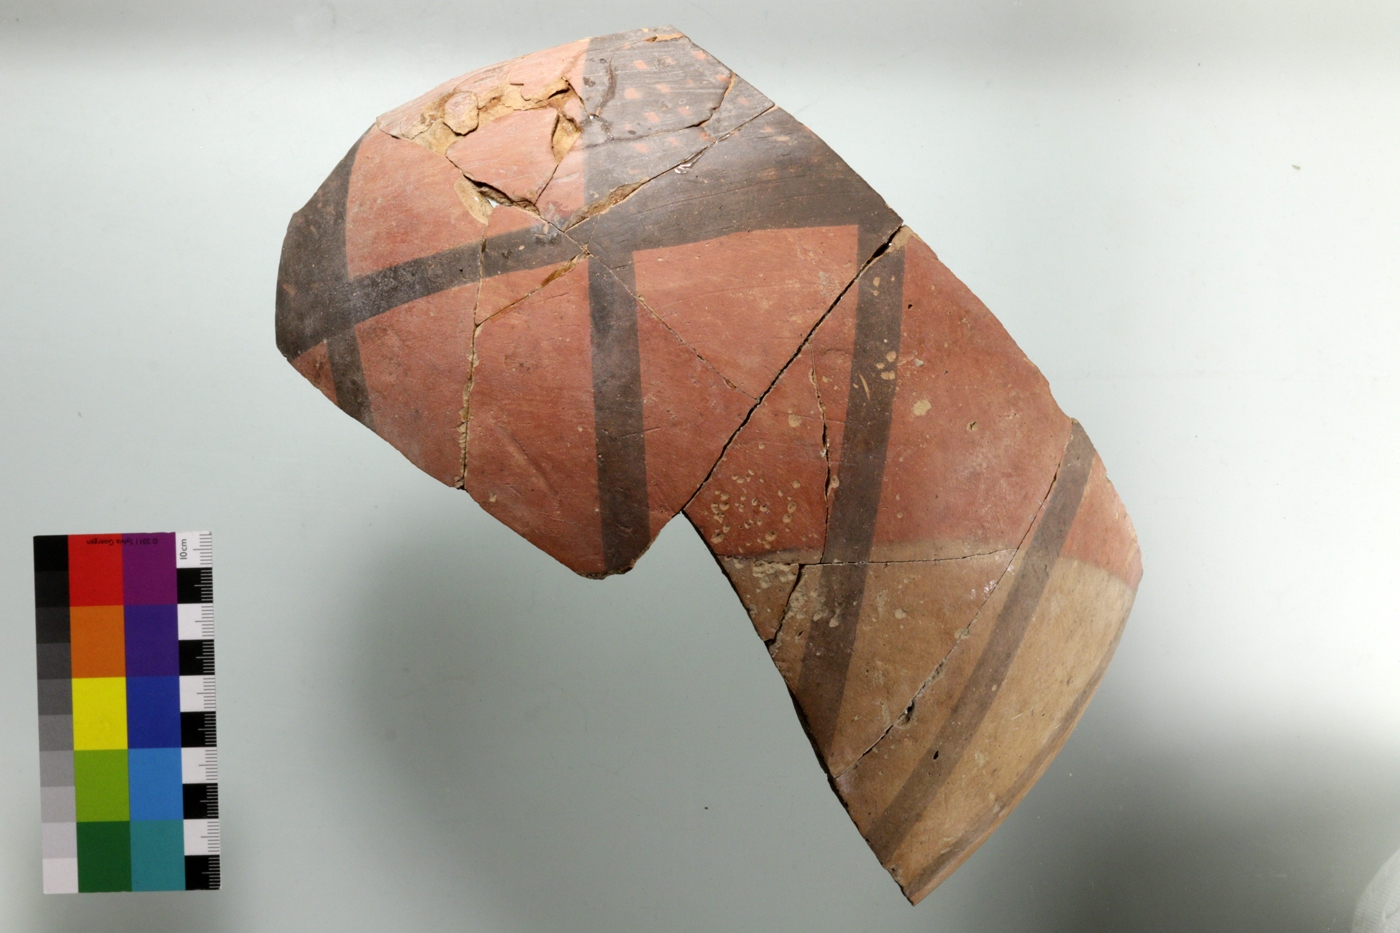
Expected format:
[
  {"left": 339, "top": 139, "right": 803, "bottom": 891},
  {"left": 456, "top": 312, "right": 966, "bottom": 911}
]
[
  {"left": 275, "top": 137, "right": 360, "bottom": 360},
  {"left": 865, "top": 422, "right": 1096, "bottom": 864},
  {"left": 280, "top": 225, "right": 578, "bottom": 360},
  {"left": 274, "top": 84, "right": 904, "bottom": 579},
  {"left": 347, "top": 243, "right": 481, "bottom": 325},
  {"left": 795, "top": 242, "right": 906, "bottom": 754},
  {"left": 900, "top": 592, "right": 1128, "bottom": 899},
  {"left": 587, "top": 257, "right": 651, "bottom": 573},
  {"left": 325, "top": 330, "right": 374, "bottom": 428},
  {"left": 277, "top": 109, "right": 900, "bottom": 360},
  {"left": 577, "top": 108, "right": 901, "bottom": 269}
]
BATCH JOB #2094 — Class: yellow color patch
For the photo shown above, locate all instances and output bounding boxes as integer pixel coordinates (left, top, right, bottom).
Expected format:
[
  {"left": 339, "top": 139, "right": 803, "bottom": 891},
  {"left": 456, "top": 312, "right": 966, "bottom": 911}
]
[{"left": 71, "top": 678, "right": 127, "bottom": 750}]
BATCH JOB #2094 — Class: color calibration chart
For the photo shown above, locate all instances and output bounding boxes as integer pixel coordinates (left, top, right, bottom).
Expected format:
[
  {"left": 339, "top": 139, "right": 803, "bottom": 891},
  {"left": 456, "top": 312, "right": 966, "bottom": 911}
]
[{"left": 34, "top": 532, "right": 219, "bottom": 893}]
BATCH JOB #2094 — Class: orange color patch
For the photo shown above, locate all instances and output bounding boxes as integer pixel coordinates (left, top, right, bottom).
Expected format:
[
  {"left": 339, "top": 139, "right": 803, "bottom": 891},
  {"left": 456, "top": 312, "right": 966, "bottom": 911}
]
[{"left": 70, "top": 606, "right": 125, "bottom": 678}]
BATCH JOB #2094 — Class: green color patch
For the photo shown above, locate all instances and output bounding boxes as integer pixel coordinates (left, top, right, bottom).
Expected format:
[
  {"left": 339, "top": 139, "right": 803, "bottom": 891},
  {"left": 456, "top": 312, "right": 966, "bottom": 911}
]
[
  {"left": 76, "top": 821, "right": 131, "bottom": 892},
  {"left": 74, "top": 749, "right": 129, "bottom": 821},
  {"left": 130, "top": 820, "right": 186, "bottom": 891}
]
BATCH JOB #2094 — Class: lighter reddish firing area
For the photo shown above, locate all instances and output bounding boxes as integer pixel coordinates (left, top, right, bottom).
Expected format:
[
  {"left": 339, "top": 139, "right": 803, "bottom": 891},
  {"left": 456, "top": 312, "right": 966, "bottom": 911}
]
[{"left": 276, "top": 26, "right": 1141, "bottom": 904}]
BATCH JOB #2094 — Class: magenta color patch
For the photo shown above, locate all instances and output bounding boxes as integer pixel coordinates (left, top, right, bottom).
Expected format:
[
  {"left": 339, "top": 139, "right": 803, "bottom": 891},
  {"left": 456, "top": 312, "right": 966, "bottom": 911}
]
[{"left": 122, "top": 534, "right": 176, "bottom": 606}]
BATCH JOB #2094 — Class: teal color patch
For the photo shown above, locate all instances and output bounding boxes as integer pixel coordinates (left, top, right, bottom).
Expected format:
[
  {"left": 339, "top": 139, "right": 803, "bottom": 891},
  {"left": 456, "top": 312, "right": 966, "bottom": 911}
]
[{"left": 130, "top": 819, "right": 186, "bottom": 891}]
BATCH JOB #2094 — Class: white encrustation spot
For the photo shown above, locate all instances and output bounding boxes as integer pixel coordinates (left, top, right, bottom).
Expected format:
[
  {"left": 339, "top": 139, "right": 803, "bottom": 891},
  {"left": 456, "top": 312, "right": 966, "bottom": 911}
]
[{"left": 913, "top": 399, "right": 931, "bottom": 416}]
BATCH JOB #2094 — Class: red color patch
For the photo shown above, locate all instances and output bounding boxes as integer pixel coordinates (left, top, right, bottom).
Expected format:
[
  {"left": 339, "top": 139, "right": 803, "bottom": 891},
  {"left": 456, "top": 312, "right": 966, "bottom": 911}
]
[
  {"left": 536, "top": 145, "right": 584, "bottom": 226},
  {"left": 68, "top": 535, "right": 123, "bottom": 606}
]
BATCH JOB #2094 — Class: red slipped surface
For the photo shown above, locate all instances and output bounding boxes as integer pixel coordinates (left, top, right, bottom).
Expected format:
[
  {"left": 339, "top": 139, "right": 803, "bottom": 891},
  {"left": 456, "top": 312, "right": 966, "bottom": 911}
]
[
  {"left": 345, "top": 130, "right": 486, "bottom": 278},
  {"left": 561, "top": 96, "right": 586, "bottom": 125},
  {"left": 807, "top": 282, "right": 861, "bottom": 476},
  {"left": 447, "top": 108, "right": 560, "bottom": 203},
  {"left": 477, "top": 264, "right": 574, "bottom": 324},
  {"left": 686, "top": 273, "right": 861, "bottom": 563},
  {"left": 451, "top": 62, "right": 514, "bottom": 99},
  {"left": 507, "top": 39, "right": 589, "bottom": 101},
  {"left": 632, "top": 225, "right": 860, "bottom": 398},
  {"left": 476, "top": 205, "right": 579, "bottom": 324},
  {"left": 685, "top": 344, "right": 830, "bottom": 561},
  {"left": 868, "top": 237, "right": 1071, "bottom": 561},
  {"left": 277, "top": 28, "right": 1142, "bottom": 905},
  {"left": 483, "top": 203, "right": 540, "bottom": 237},
  {"left": 636, "top": 305, "right": 754, "bottom": 539},
  {"left": 535, "top": 145, "right": 584, "bottom": 226},
  {"left": 464, "top": 263, "right": 604, "bottom": 574},
  {"left": 537, "top": 127, "right": 715, "bottom": 230},
  {"left": 356, "top": 285, "right": 476, "bottom": 486},
  {"left": 1061, "top": 454, "right": 1144, "bottom": 588},
  {"left": 374, "top": 56, "right": 523, "bottom": 140},
  {"left": 291, "top": 342, "right": 336, "bottom": 405}
]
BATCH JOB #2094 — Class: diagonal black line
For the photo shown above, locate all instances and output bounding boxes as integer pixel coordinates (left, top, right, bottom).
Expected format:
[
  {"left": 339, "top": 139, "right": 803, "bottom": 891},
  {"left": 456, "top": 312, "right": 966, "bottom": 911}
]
[
  {"left": 795, "top": 241, "right": 906, "bottom": 756},
  {"left": 900, "top": 582, "right": 1128, "bottom": 899},
  {"left": 865, "top": 422, "right": 1096, "bottom": 865},
  {"left": 325, "top": 330, "right": 374, "bottom": 428},
  {"left": 278, "top": 109, "right": 900, "bottom": 362},
  {"left": 274, "top": 69, "right": 903, "bottom": 574}
]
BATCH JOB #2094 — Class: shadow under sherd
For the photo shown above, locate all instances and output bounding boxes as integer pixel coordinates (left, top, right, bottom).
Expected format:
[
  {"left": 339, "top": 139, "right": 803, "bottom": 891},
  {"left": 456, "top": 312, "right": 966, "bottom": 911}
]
[
  {"left": 338, "top": 505, "right": 1400, "bottom": 933},
  {"left": 957, "top": 698, "right": 1400, "bottom": 933}
]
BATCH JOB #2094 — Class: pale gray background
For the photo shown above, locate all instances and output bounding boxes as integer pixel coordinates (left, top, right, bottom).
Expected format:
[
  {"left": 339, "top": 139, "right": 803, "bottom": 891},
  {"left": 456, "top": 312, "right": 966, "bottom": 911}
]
[{"left": 2, "top": 1, "right": 1399, "bottom": 930}]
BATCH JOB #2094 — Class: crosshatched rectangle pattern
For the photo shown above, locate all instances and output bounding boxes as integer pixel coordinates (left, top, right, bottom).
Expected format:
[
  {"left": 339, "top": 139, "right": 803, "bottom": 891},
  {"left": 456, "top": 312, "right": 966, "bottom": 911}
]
[{"left": 34, "top": 532, "right": 220, "bottom": 893}]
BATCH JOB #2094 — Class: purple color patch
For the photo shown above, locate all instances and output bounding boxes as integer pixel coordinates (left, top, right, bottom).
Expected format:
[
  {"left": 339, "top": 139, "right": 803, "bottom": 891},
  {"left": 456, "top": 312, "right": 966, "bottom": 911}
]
[
  {"left": 124, "top": 605, "right": 179, "bottom": 676},
  {"left": 122, "top": 533, "right": 175, "bottom": 605}
]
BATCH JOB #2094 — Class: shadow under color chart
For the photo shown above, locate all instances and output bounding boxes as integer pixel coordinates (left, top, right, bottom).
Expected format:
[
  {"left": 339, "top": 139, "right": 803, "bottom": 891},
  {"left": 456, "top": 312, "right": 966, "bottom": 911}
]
[{"left": 33, "top": 532, "right": 220, "bottom": 893}]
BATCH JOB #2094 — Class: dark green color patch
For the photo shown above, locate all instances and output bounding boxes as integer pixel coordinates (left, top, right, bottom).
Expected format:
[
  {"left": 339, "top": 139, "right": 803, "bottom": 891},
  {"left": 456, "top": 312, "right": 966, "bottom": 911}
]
[{"left": 76, "top": 821, "right": 131, "bottom": 892}]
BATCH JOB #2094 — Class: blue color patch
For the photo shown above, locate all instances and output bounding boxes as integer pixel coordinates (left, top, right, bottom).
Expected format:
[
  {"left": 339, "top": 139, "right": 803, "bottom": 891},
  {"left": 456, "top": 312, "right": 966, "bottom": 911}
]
[
  {"left": 127, "top": 747, "right": 183, "bottom": 821},
  {"left": 125, "top": 677, "right": 181, "bottom": 748}
]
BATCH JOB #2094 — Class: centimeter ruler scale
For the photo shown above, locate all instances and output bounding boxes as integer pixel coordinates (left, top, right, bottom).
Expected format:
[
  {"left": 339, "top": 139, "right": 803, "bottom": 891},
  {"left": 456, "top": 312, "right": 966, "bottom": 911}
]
[{"left": 34, "top": 531, "right": 220, "bottom": 893}]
